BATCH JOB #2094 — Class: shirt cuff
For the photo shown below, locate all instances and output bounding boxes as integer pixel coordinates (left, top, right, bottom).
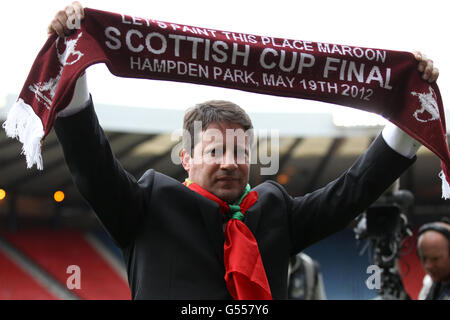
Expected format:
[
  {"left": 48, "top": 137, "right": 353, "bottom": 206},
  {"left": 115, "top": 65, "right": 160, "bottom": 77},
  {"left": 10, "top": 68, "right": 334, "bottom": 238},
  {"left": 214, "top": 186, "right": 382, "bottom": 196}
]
[
  {"left": 381, "top": 122, "right": 422, "bottom": 159},
  {"left": 57, "top": 73, "right": 90, "bottom": 118}
]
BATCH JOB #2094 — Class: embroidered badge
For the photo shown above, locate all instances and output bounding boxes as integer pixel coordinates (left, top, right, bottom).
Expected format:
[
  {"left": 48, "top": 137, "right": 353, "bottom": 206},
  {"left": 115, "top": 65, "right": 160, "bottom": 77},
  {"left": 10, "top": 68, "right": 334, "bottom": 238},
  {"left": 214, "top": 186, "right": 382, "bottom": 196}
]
[
  {"left": 411, "top": 86, "right": 440, "bottom": 123},
  {"left": 29, "top": 33, "right": 84, "bottom": 110}
]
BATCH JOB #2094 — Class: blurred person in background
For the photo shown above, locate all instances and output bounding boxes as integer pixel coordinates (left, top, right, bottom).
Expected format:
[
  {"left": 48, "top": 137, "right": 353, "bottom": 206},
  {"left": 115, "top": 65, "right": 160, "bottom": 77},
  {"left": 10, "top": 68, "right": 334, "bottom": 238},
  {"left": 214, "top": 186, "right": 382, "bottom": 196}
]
[{"left": 417, "top": 219, "right": 450, "bottom": 300}]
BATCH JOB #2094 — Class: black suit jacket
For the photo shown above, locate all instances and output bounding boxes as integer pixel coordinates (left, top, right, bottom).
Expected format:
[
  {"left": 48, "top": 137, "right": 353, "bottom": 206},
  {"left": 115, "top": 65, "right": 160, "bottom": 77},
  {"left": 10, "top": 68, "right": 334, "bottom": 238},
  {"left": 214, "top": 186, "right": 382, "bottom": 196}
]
[{"left": 54, "top": 98, "right": 415, "bottom": 299}]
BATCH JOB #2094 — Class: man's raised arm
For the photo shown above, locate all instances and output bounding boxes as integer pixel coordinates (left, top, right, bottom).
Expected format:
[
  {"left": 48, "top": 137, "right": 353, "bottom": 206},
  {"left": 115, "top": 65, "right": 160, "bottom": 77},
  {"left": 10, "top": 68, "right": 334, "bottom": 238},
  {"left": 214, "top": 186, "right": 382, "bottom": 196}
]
[
  {"left": 50, "top": 2, "right": 151, "bottom": 249},
  {"left": 287, "top": 53, "right": 439, "bottom": 254}
]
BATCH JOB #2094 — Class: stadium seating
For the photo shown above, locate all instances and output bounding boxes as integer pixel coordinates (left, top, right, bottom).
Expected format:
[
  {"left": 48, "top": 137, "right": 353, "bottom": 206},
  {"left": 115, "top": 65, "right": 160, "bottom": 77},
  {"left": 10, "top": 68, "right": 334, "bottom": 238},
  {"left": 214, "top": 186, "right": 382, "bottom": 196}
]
[{"left": 0, "top": 227, "right": 131, "bottom": 300}]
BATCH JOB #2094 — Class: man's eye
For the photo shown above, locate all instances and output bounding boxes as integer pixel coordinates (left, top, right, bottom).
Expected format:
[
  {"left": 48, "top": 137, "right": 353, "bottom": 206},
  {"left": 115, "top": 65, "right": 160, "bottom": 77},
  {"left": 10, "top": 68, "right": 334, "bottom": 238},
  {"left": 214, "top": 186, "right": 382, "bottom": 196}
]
[{"left": 206, "top": 148, "right": 218, "bottom": 155}]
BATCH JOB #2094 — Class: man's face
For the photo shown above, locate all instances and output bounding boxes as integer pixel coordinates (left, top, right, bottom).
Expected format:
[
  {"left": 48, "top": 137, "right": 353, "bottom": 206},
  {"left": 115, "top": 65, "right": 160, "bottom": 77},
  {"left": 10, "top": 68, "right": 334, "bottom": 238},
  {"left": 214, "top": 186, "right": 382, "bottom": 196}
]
[
  {"left": 181, "top": 121, "right": 250, "bottom": 203},
  {"left": 418, "top": 231, "right": 450, "bottom": 283}
]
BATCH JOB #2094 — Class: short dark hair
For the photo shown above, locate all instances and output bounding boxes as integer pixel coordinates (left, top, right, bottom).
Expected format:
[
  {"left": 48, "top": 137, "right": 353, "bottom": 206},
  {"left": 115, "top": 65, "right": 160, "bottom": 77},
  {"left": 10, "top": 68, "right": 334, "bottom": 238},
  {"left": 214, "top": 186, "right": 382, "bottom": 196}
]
[{"left": 182, "top": 100, "right": 253, "bottom": 155}]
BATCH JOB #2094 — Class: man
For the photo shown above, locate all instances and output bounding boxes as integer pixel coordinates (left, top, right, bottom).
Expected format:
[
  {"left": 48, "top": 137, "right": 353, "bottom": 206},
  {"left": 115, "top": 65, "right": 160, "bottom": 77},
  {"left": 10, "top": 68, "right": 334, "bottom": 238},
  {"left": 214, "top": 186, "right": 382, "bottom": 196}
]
[
  {"left": 50, "top": 2, "right": 439, "bottom": 299},
  {"left": 417, "top": 220, "right": 450, "bottom": 300}
]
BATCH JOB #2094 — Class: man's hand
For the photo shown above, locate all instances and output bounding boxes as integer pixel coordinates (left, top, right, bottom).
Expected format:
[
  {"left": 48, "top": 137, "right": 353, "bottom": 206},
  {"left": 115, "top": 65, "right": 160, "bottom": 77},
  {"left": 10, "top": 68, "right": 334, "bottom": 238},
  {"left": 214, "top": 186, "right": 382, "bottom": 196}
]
[
  {"left": 413, "top": 51, "right": 439, "bottom": 83},
  {"left": 47, "top": 1, "right": 85, "bottom": 38}
]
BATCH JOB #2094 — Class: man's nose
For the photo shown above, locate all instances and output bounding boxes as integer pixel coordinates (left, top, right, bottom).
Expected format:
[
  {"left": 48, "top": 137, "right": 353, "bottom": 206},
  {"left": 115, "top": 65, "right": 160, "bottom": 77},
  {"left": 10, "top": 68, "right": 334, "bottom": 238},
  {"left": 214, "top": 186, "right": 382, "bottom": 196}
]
[{"left": 220, "top": 151, "right": 238, "bottom": 170}]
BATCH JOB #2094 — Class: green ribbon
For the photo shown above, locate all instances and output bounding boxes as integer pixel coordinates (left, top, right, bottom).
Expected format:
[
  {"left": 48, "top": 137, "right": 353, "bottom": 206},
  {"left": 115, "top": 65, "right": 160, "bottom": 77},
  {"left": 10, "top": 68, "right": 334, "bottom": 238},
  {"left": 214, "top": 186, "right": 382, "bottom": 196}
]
[
  {"left": 185, "top": 179, "right": 250, "bottom": 221},
  {"left": 229, "top": 184, "right": 251, "bottom": 221}
]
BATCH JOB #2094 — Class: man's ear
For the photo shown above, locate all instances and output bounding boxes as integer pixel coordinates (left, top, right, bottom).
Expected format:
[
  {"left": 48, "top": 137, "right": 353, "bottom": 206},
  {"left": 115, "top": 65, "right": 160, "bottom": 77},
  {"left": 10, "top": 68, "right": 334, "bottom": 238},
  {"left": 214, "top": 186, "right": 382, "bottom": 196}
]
[{"left": 180, "top": 149, "right": 191, "bottom": 173}]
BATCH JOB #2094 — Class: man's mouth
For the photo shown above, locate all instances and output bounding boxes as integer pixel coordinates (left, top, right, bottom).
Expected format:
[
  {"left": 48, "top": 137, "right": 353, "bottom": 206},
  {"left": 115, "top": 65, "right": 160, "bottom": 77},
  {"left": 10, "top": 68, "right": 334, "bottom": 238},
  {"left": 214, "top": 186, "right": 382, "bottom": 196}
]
[{"left": 216, "top": 176, "right": 239, "bottom": 182}]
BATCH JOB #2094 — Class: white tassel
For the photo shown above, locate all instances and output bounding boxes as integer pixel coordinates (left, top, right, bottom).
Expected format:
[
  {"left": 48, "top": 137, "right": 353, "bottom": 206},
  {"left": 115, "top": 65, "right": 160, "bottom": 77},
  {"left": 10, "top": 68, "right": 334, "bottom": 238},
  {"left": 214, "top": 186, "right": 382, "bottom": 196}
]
[
  {"left": 439, "top": 170, "right": 450, "bottom": 200},
  {"left": 2, "top": 98, "right": 44, "bottom": 170}
]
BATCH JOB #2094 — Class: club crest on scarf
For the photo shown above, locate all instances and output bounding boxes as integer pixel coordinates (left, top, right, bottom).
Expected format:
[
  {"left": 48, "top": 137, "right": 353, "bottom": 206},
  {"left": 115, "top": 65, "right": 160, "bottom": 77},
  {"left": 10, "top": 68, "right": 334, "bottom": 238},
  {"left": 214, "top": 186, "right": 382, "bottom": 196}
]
[
  {"left": 29, "top": 32, "right": 84, "bottom": 110},
  {"left": 411, "top": 86, "right": 440, "bottom": 123}
]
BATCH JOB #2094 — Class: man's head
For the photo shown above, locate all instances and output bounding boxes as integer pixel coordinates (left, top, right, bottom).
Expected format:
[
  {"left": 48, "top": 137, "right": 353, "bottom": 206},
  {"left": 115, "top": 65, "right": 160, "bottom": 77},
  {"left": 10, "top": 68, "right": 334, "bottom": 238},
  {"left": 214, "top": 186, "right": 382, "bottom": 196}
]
[
  {"left": 417, "top": 221, "right": 450, "bottom": 283},
  {"left": 181, "top": 100, "right": 254, "bottom": 203}
]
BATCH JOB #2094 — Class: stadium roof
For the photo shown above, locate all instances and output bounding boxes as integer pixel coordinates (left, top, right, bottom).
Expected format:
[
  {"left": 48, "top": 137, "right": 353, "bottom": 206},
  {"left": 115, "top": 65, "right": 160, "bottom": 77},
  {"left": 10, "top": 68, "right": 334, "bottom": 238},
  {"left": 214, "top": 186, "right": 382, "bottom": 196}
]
[{"left": 0, "top": 94, "right": 448, "bottom": 229}]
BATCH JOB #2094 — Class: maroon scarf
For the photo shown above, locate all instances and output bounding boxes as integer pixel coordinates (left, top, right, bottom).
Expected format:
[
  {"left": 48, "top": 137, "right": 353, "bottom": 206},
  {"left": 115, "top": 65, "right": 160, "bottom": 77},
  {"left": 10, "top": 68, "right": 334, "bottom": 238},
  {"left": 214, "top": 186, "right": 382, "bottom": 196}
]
[
  {"left": 3, "top": 7, "right": 449, "bottom": 197},
  {"left": 184, "top": 180, "right": 271, "bottom": 300}
]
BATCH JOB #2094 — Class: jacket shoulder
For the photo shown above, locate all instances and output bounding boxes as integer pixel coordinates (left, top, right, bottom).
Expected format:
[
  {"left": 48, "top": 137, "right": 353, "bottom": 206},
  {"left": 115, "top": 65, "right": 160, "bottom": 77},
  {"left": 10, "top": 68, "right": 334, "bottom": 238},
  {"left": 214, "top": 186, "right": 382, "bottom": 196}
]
[{"left": 254, "top": 180, "right": 293, "bottom": 209}]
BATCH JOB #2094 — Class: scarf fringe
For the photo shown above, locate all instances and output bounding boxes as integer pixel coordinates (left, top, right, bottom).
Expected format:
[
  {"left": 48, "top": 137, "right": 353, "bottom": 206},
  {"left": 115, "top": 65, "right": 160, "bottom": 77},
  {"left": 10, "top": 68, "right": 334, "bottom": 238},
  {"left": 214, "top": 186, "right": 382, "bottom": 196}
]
[
  {"left": 2, "top": 98, "right": 44, "bottom": 170},
  {"left": 439, "top": 170, "right": 450, "bottom": 199}
]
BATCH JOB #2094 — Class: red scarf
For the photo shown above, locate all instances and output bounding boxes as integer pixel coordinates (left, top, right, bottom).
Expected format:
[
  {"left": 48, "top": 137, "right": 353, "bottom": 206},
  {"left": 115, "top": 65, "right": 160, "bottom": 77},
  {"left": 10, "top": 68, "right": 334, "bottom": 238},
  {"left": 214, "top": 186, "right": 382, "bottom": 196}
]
[
  {"left": 184, "top": 179, "right": 272, "bottom": 300},
  {"left": 3, "top": 7, "right": 449, "bottom": 198}
]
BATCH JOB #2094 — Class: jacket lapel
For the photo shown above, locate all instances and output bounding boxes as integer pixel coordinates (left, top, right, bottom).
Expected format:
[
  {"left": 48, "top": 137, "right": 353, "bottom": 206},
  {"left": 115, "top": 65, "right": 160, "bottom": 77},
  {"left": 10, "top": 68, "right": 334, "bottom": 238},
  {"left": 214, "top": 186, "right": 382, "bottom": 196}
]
[{"left": 244, "top": 197, "right": 262, "bottom": 236}]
